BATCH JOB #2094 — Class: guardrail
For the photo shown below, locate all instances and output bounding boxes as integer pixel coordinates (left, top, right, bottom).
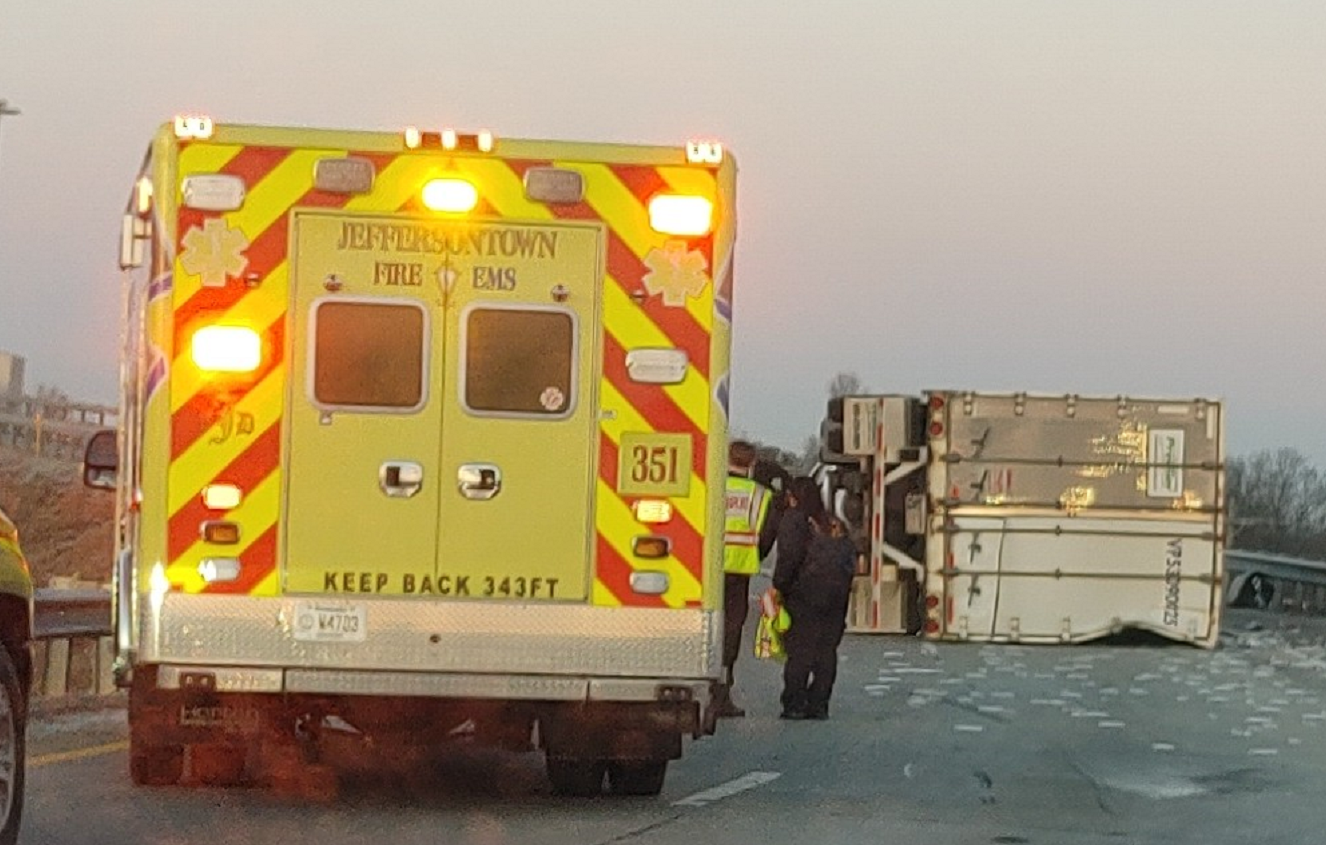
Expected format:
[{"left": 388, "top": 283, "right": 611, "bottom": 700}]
[
  {"left": 1225, "top": 550, "right": 1326, "bottom": 613},
  {"left": 31, "top": 587, "right": 115, "bottom": 700}
]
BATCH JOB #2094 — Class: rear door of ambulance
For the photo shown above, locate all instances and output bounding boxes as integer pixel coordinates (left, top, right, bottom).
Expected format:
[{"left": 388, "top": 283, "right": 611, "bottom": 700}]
[{"left": 282, "top": 210, "right": 602, "bottom": 618}]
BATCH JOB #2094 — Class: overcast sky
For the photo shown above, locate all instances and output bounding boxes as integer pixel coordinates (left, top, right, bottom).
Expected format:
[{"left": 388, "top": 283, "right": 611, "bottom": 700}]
[{"left": 1, "top": 1, "right": 1323, "bottom": 464}]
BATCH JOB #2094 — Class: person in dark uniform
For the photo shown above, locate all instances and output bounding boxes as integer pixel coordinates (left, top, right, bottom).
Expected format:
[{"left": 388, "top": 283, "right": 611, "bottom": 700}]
[
  {"left": 752, "top": 458, "right": 792, "bottom": 567},
  {"left": 772, "top": 476, "right": 856, "bottom": 720}
]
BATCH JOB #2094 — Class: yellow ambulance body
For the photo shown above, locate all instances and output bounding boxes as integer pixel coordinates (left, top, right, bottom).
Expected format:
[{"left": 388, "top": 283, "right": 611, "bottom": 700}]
[{"left": 98, "top": 118, "right": 736, "bottom": 796}]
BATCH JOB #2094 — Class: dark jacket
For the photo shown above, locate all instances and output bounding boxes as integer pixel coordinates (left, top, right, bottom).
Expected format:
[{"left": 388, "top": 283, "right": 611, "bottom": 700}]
[{"left": 772, "top": 510, "right": 855, "bottom": 618}]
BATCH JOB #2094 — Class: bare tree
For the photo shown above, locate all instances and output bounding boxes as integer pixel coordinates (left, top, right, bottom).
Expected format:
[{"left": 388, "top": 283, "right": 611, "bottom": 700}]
[
  {"left": 1227, "top": 448, "right": 1326, "bottom": 558},
  {"left": 827, "top": 371, "right": 865, "bottom": 399},
  {"left": 798, "top": 433, "right": 821, "bottom": 473}
]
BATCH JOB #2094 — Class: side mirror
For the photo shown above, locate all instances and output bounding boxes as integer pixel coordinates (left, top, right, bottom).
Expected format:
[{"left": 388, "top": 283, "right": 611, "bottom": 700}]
[{"left": 83, "top": 429, "right": 119, "bottom": 490}]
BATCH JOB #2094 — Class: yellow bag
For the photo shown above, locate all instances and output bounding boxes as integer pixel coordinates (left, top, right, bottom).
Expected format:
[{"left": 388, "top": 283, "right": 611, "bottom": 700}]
[{"left": 753, "top": 590, "right": 791, "bottom": 662}]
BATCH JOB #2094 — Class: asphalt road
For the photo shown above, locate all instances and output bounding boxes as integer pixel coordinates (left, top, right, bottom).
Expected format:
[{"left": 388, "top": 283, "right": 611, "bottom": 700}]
[{"left": 21, "top": 609, "right": 1326, "bottom": 845}]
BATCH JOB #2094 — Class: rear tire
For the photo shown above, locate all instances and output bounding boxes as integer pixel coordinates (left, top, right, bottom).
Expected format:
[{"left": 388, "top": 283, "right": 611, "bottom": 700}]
[
  {"left": 0, "top": 647, "right": 26, "bottom": 845},
  {"left": 546, "top": 757, "right": 606, "bottom": 797},
  {"left": 607, "top": 760, "right": 668, "bottom": 796}
]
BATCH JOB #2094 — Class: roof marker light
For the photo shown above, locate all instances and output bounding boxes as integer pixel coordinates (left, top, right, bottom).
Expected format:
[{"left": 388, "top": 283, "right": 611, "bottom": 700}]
[
  {"left": 403, "top": 126, "right": 422, "bottom": 149},
  {"left": 686, "top": 140, "right": 723, "bottom": 164},
  {"left": 174, "top": 115, "right": 213, "bottom": 140},
  {"left": 422, "top": 178, "right": 478, "bottom": 213},
  {"left": 441, "top": 129, "right": 459, "bottom": 150},
  {"left": 477, "top": 130, "right": 494, "bottom": 153}
]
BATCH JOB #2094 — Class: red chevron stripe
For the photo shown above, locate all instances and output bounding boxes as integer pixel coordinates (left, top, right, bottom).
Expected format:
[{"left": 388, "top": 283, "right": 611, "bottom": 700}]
[
  {"left": 596, "top": 534, "right": 665, "bottom": 609},
  {"left": 501, "top": 160, "right": 714, "bottom": 376},
  {"left": 167, "top": 423, "right": 282, "bottom": 563},
  {"left": 172, "top": 150, "right": 397, "bottom": 350},
  {"left": 601, "top": 333, "right": 706, "bottom": 477},
  {"left": 604, "top": 231, "right": 711, "bottom": 377},
  {"left": 608, "top": 164, "right": 668, "bottom": 206},
  {"left": 220, "top": 146, "right": 293, "bottom": 186},
  {"left": 170, "top": 316, "right": 284, "bottom": 460}
]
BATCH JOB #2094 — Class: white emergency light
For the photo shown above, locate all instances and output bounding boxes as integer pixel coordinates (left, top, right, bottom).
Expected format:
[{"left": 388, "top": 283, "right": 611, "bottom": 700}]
[
  {"left": 191, "top": 325, "right": 262, "bottom": 373},
  {"left": 648, "top": 195, "right": 712, "bottom": 236},
  {"left": 199, "top": 557, "right": 242, "bottom": 583},
  {"left": 632, "top": 499, "right": 673, "bottom": 524}
]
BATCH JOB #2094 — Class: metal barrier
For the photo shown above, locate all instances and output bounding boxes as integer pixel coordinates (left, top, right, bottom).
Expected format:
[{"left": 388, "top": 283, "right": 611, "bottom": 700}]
[
  {"left": 31, "top": 587, "right": 115, "bottom": 699},
  {"left": 1225, "top": 550, "right": 1326, "bottom": 613}
]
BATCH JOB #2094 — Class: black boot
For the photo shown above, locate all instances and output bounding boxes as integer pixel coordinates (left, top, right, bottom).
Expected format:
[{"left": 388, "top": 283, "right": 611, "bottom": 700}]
[{"left": 713, "top": 668, "right": 745, "bottom": 718}]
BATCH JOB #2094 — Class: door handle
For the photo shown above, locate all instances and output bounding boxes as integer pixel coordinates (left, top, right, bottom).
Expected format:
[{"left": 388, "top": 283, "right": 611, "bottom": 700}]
[
  {"left": 458, "top": 463, "right": 501, "bottom": 500},
  {"left": 380, "top": 461, "right": 424, "bottom": 498}
]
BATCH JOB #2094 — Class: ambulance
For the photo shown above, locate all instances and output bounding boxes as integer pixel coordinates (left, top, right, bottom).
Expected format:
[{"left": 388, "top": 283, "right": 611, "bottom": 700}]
[{"left": 84, "top": 117, "right": 736, "bottom": 796}]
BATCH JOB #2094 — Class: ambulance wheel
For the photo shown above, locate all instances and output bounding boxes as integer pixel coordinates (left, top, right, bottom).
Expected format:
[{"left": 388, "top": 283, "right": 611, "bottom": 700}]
[
  {"left": 130, "top": 745, "right": 185, "bottom": 786},
  {"left": 546, "top": 757, "right": 606, "bottom": 797},
  {"left": 607, "top": 760, "right": 667, "bottom": 796}
]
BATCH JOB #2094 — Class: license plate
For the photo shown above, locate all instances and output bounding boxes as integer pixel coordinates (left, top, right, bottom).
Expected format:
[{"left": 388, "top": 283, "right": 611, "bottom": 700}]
[{"left": 292, "top": 601, "right": 367, "bottom": 643}]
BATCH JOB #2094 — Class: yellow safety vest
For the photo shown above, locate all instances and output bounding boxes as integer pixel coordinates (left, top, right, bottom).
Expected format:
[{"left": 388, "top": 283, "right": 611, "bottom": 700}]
[{"left": 724, "top": 476, "right": 771, "bottom": 575}]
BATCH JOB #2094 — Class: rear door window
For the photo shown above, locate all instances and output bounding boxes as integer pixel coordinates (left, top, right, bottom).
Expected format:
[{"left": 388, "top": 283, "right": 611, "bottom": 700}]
[
  {"left": 462, "top": 306, "right": 576, "bottom": 418},
  {"left": 310, "top": 298, "right": 428, "bottom": 412}
]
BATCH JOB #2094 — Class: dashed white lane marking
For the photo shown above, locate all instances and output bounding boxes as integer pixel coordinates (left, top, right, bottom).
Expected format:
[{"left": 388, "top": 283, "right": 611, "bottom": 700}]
[
  {"left": 673, "top": 771, "right": 781, "bottom": 807},
  {"left": 1152, "top": 742, "right": 1176, "bottom": 752},
  {"left": 1098, "top": 720, "right": 1126, "bottom": 729},
  {"left": 954, "top": 724, "right": 985, "bottom": 733},
  {"left": 1248, "top": 748, "right": 1279, "bottom": 756}
]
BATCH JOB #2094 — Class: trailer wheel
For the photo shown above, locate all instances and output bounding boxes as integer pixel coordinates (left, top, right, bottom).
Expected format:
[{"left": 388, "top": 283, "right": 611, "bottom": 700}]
[
  {"left": 1235, "top": 574, "right": 1275, "bottom": 610},
  {"left": 546, "top": 757, "right": 606, "bottom": 797},
  {"left": 607, "top": 760, "right": 668, "bottom": 796}
]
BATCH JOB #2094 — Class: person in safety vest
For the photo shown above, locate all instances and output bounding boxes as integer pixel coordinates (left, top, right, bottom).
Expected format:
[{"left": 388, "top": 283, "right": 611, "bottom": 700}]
[{"left": 716, "top": 440, "right": 773, "bottom": 718}]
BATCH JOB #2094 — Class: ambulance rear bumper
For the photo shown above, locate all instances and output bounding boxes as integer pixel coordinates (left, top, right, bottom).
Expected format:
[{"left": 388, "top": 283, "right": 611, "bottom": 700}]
[
  {"left": 137, "top": 593, "right": 722, "bottom": 684},
  {"left": 152, "top": 662, "right": 713, "bottom": 705}
]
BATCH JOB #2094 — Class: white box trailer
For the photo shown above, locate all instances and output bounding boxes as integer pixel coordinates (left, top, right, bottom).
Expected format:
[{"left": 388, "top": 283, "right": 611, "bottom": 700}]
[{"left": 820, "top": 392, "right": 1225, "bottom": 647}]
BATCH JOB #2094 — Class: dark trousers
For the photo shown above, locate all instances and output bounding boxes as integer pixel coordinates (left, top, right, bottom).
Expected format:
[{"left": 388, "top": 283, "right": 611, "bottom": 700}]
[
  {"left": 780, "top": 603, "right": 846, "bottom": 713},
  {"left": 722, "top": 573, "right": 751, "bottom": 671}
]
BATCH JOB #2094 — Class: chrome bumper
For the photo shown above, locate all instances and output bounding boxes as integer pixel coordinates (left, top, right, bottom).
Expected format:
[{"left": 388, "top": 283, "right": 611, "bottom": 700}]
[
  {"left": 140, "top": 593, "right": 721, "bottom": 682},
  {"left": 154, "top": 663, "right": 713, "bottom": 704}
]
